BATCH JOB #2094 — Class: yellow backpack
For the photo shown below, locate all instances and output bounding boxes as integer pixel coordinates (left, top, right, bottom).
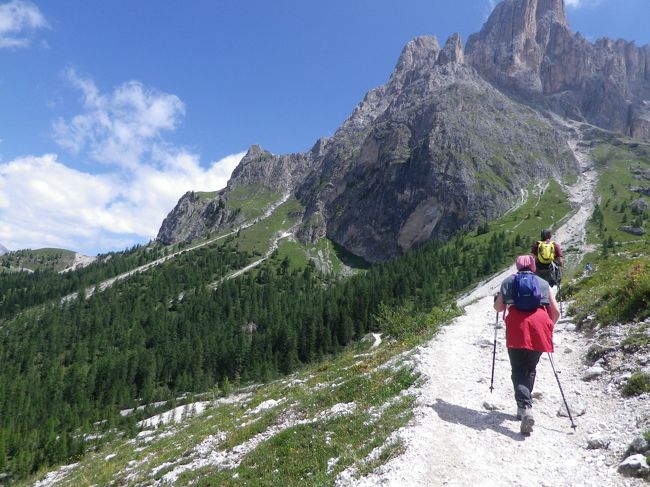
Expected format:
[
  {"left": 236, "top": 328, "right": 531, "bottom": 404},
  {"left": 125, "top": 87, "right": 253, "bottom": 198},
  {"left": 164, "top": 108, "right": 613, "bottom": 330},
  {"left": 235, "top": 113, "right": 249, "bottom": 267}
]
[{"left": 537, "top": 241, "right": 555, "bottom": 264}]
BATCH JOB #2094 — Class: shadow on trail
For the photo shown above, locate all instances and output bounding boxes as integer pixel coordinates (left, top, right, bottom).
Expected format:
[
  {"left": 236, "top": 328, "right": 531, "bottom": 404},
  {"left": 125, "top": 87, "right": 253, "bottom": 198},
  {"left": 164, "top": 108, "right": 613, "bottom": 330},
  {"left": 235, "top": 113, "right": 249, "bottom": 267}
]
[{"left": 427, "top": 398, "right": 524, "bottom": 442}]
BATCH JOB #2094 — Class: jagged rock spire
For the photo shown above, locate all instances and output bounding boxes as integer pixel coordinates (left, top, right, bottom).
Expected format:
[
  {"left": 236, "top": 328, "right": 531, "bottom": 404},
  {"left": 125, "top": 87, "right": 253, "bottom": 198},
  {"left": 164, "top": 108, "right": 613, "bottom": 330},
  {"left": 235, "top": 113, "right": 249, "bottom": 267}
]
[
  {"left": 436, "top": 33, "right": 464, "bottom": 66},
  {"left": 390, "top": 36, "right": 440, "bottom": 84},
  {"left": 465, "top": 0, "right": 570, "bottom": 92},
  {"left": 537, "top": 0, "right": 567, "bottom": 26}
]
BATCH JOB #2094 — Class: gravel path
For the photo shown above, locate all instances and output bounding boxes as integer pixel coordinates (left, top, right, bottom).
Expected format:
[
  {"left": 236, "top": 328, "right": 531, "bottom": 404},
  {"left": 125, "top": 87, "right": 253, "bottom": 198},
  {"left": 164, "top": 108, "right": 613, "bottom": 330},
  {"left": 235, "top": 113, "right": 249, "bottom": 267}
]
[{"left": 352, "top": 138, "right": 647, "bottom": 486}]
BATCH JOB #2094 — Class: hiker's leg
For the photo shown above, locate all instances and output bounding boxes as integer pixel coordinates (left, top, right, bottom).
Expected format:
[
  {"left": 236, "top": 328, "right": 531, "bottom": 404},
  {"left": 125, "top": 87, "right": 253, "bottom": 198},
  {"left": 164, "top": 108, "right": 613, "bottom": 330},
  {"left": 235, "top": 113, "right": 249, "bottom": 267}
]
[
  {"left": 508, "top": 348, "right": 533, "bottom": 408},
  {"left": 521, "top": 350, "right": 543, "bottom": 396},
  {"left": 537, "top": 269, "right": 552, "bottom": 286}
]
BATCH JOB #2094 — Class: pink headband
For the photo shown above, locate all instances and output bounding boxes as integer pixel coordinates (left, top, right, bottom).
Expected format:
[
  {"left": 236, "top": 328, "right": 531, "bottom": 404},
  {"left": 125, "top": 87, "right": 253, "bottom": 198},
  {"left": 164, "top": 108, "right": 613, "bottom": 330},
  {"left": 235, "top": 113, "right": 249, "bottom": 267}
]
[{"left": 516, "top": 255, "right": 536, "bottom": 273}]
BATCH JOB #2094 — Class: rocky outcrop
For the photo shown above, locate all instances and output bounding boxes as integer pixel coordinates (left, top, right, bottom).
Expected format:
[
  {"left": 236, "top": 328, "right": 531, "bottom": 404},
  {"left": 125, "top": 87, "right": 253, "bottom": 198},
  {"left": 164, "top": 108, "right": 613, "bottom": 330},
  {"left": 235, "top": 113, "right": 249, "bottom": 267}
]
[
  {"left": 157, "top": 145, "right": 313, "bottom": 245},
  {"left": 157, "top": 191, "right": 239, "bottom": 245},
  {"left": 466, "top": 0, "right": 650, "bottom": 140},
  {"left": 436, "top": 33, "right": 464, "bottom": 66},
  {"left": 227, "top": 145, "right": 312, "bottom": 193},
  {"left": 0, "top": 243, "right": 8, "bottom": 255},
  {"left": 289, "top": 31, "right": 576, "bottom": 262}
]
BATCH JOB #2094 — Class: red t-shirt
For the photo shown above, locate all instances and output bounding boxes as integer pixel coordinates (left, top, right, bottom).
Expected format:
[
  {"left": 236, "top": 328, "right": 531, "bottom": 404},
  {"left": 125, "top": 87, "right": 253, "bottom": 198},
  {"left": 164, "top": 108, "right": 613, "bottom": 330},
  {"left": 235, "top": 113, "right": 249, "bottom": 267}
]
[{"left": 505, "top": 307, "right": 554, "bottom": 352}]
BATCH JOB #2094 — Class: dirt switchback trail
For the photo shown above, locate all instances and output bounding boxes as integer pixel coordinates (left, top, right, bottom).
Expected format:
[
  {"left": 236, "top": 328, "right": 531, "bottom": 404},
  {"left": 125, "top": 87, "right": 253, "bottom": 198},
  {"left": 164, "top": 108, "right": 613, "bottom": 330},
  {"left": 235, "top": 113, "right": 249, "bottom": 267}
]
[{"left": 353, "top": 155, "right": 646, "bottom": 485}]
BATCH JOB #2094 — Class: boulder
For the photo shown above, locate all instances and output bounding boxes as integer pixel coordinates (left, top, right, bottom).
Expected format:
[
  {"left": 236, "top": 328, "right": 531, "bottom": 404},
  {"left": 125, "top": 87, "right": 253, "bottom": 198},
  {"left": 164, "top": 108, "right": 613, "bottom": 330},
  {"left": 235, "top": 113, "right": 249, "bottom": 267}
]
[
  {"left": 586, "top": 433, "right": 610, "bottom": 450},
  {"left": 619, "top": 226, "right": 646, "bottom": 236},
  {"left": 582, "top": 365, "right": 605, "bottom": 381},
  {"left": 627, "top": 437, "right": 650, "bottom": 455},
  {"left": 558, "top": 400, "right": 586, "bottom": 417},
  {"left": 618, "top": 454, "right": 650, "bottom": 478},
  {"left": 631, "top": 198, "right": 648, "bottom": 214}
]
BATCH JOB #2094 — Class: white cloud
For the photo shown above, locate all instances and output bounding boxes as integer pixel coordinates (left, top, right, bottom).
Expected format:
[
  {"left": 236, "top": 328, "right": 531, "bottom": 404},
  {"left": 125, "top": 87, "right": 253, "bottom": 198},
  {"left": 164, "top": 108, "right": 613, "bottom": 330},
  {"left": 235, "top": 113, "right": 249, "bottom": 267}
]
[
  {"left": 53, "top": 69, "right": 186, "bottom": 169},
  {"left": 0, "top": 2, "right": 261, "bottom": 255},
  {"left": 0, "top": 72, "right": 246, "bottom": 254},
  {"left": 0, "top": 151, "right": 244, "bottom": 254},
  {"left": 0, "top": 0, "right": 47, "bottom": 49}
]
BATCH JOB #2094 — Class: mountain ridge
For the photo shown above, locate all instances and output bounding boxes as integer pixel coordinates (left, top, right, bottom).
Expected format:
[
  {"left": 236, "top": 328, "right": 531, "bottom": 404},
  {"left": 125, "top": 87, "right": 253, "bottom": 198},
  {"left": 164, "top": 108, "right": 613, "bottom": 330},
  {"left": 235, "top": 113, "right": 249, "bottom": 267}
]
[
  {"left": 157, "top": 0, "right": 650, "bottom": 262},
  {"left": 157, "top": 12, "right": 584, "bottom": 261}
]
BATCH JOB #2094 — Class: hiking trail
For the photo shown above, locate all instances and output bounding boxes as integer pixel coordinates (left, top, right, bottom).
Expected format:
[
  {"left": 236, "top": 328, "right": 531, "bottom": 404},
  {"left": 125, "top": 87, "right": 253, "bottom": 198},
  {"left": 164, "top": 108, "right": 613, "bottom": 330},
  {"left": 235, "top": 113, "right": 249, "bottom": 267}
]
[
  {"left": 348, "top": 136, "right": 647, "bottom": 486},
  {"left": 61, "top": 193, "right": 290, "bottom": 302}
]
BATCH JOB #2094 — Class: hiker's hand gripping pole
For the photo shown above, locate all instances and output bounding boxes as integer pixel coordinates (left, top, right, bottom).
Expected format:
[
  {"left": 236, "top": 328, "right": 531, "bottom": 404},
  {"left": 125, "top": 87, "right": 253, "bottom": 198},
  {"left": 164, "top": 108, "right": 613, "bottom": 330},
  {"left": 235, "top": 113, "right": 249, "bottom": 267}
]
[{"left": 548, "top": 352, "right": 577, "bottom": 430}]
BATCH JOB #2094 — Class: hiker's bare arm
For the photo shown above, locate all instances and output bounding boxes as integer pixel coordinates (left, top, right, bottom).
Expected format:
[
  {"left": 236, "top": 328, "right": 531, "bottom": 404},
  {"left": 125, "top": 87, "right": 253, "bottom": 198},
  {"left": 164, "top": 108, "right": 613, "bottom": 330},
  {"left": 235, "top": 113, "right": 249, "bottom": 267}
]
[
  {"left": 493, "top": 293, "right": 506, "bottom": 312},
  {"left": 547, "top": 292, "right": 561, "bottom": 323}
]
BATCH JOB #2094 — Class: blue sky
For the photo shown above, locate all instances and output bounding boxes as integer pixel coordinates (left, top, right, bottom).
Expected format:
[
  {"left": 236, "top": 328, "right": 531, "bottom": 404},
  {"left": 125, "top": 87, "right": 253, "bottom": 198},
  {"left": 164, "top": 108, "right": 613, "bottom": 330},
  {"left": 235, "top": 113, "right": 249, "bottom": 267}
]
[{"left": 0, "top": 0, "right": 648, "bottom": 255}]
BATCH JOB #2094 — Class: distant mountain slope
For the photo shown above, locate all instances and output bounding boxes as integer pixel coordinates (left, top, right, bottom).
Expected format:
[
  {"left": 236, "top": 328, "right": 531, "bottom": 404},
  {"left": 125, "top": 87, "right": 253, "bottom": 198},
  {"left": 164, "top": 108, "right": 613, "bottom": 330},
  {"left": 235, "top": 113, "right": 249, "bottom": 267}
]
[
  {"left": 158, "top": 29, "right": 577, "bottom": 263},
  {"left": 0, "top": 248, "right": 78, "bottom": 273}
]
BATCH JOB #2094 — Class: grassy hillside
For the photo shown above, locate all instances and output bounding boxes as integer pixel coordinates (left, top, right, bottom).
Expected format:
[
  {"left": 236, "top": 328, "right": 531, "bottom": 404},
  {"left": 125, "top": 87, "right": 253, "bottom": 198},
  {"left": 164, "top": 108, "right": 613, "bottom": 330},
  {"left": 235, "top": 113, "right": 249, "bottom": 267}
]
[
  {"left": 21, "top": 307, "right": 456, "bottom": 487},
  {"left": 225, "top": 184, "right": 284, "bottom": 221},
  {"left": 588, "top": 141, "right": 650, "bottom": 255},
  {"left": 0, "top": 248, "right": 77, "bottom": 273},
  {"left": 564, "top": 140, "right": 650, "bottom": 454}
]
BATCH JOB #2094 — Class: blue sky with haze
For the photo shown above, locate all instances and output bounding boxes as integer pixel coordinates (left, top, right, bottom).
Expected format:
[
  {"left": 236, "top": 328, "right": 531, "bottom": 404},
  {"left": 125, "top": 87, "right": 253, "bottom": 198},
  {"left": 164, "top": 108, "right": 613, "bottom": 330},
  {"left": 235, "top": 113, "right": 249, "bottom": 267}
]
[{"left": 0, "top": 0, "right": 648, "bottom": 255}]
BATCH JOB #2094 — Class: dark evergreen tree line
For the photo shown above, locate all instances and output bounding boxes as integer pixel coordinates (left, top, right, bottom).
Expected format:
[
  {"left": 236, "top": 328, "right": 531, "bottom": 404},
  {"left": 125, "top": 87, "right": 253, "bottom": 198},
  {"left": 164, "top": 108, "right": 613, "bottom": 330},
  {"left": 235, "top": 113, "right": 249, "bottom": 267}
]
[
  {"left": 0, "top": 242, "right": 234, "bottom": 320},
  {"left": 0, "top": 230, "right": 526, "bottom": 479}
]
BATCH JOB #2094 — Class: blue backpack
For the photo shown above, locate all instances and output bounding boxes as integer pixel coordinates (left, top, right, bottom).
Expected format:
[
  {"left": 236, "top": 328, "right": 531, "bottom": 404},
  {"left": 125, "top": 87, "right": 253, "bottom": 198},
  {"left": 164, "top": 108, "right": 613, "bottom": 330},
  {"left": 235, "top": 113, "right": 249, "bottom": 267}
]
[{"left": 513, "top": 272, "right": 542, "bottom": 311}]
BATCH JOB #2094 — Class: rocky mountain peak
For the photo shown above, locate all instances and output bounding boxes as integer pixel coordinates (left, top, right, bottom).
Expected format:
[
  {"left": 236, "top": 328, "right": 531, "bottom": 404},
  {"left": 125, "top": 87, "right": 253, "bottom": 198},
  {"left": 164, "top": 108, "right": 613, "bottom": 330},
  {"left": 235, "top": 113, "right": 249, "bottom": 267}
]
[
  {"left": 390, "top": 36, "right": 441, "bottom": 86},
  {"left": 244, "top": 144, "right": 265, "bottom": 158},
  {"left": 0, "top": 243, "right": 8, "bottom": 255},
  {"left": 467, "top": 0, "right": 650, "bottom": 140},
  {"left": 436, "top": 33, "right": 464, "bottom": 66},
  {"left": 465, "top": 0, "right": 569, "bottom": 92}
]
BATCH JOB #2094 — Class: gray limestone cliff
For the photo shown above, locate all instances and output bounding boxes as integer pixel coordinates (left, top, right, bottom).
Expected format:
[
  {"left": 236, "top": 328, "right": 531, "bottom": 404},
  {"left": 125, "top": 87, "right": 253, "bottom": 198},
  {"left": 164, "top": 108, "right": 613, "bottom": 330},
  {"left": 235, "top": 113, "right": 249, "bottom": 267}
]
[
  {"left": 156, "top": 191, "right": 236, "bottom": 245},
  {"left": 294, "top": 36, "right": 575, "bottom": 261},
  {"left": 466, "top": 0, "right": 650, "bottom": 140}
]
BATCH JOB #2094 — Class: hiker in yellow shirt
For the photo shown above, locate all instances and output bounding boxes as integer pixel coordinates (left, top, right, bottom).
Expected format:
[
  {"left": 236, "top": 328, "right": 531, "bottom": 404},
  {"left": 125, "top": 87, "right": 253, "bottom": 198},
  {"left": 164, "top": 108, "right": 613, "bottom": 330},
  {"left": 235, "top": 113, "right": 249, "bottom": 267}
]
[{"left": 531, "top": 229, "right": 563, "bottom": 287}]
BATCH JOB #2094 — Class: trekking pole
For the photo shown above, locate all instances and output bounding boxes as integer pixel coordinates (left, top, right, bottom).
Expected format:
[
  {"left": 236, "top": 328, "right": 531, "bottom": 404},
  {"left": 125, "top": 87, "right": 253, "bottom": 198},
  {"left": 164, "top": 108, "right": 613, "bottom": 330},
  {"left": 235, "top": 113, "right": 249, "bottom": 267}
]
[
  {"left": 547, "top": 353, "right": 577, "bottom": 430},
  {"left": 489, "top": 312, "right": 499, "bottom": 393},
  {"left": 558, "top": 281, "right": 564, "bottom": 318}
]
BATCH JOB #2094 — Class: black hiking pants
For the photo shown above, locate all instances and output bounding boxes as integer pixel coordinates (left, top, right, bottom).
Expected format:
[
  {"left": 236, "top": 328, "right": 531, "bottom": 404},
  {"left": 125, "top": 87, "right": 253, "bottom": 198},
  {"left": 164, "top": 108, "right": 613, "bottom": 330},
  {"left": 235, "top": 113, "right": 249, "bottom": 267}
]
[
  {"left": 508, "top": 348, "right": 543, "bottom": 409},
  {"left": 535, "top": 263, "right": 558, "bottom": 287}
]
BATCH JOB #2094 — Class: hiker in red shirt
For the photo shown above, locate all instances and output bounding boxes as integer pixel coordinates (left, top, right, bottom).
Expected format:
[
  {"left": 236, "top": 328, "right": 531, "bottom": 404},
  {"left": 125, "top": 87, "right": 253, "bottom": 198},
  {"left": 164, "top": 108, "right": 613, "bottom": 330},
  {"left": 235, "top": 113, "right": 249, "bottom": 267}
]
[
  {"left": 532, "top": 229, "right": 563, "bottom": 287},
  {"left": 494, "top": 255, "right": 561, "bottom": 435}
]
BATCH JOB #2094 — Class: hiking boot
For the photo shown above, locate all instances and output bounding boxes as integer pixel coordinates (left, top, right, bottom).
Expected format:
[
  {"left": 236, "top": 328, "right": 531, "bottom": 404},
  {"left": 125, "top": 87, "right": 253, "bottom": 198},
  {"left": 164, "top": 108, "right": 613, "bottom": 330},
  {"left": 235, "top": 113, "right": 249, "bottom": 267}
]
[
  {"left": 520, "top": 408, "right": 535, "bottom": 435},
  {"left": 516, "top": 407, "right": 526, "bottom": 420}
]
